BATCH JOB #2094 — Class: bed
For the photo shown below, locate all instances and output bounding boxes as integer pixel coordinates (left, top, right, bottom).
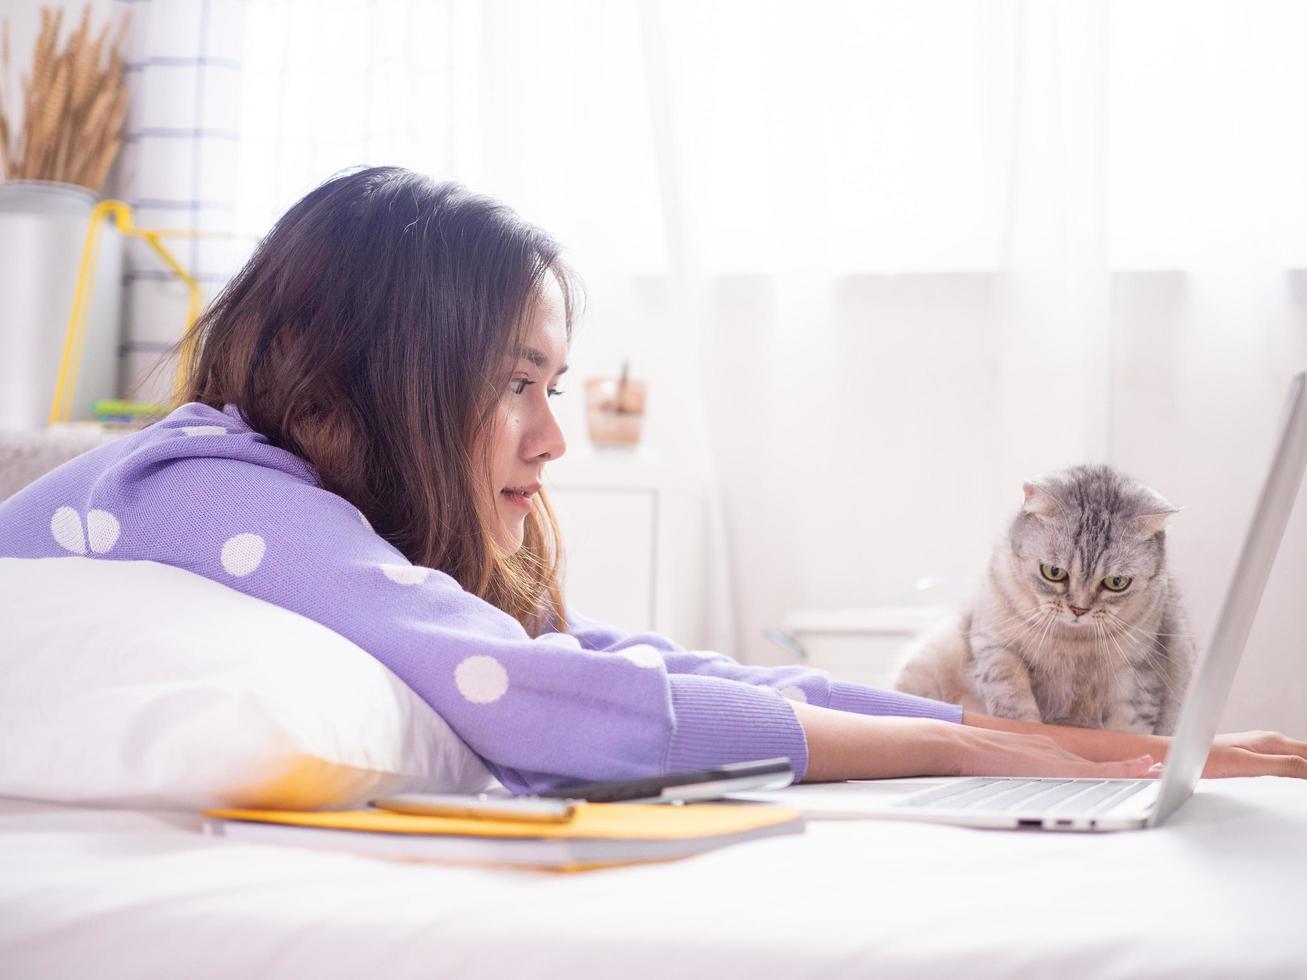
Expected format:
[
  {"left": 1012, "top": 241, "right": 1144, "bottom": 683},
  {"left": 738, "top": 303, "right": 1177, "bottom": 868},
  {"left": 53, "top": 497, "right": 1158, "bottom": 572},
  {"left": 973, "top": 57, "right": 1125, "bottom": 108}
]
[{"left": 3, "top": 776, "right": 1305, "bottom": 979}]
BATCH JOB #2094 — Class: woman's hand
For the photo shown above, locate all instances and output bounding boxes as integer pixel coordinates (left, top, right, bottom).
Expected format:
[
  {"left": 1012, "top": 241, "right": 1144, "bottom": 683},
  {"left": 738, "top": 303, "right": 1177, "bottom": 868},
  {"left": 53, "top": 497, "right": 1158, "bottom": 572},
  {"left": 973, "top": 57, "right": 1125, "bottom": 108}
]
[
  {"left": 962, "top": 710, "right": 1307, "bottom": 779},
  {"left": 1204, "top": 731, "right": 1307, "bottom": 778}
]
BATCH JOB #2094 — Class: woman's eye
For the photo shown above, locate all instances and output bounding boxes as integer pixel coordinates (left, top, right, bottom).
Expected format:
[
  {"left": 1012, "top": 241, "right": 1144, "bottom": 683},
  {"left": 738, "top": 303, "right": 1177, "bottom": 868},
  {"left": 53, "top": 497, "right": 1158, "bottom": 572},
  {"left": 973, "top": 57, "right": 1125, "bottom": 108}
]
[
  {"left": 510, "top": 377, "right": 564, "bottom": 398},
  {"left": 1040, "top": 564, "right": 1068, "bottom": 583},
  {"left": 1102, "top": 575, "right": 1133, "bottom": 592},
  {"left": 510, "top": 375, "right": 564, "bottom": 399}
]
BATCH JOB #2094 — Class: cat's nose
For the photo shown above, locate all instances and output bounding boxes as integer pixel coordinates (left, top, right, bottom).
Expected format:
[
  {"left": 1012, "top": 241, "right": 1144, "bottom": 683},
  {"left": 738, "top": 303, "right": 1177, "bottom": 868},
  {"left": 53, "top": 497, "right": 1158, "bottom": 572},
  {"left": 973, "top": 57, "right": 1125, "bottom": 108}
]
[{"left": 1069, "top": 604, "right": 1090, "bottom": 617}]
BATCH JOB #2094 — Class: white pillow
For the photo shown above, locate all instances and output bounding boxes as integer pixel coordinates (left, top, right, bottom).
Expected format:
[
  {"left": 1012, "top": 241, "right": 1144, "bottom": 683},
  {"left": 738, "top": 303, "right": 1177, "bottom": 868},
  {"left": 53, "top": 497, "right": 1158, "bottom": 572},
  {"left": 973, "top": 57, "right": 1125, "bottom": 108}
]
[{"left": 0, "top": 557, "right": 492, "bottom": 811}]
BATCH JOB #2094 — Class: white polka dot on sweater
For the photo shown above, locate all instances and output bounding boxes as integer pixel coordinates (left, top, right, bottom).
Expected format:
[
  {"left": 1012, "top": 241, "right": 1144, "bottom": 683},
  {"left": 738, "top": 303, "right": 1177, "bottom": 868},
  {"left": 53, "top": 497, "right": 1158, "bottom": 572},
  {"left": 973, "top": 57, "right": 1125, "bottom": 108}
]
[
  {"left": 181, "top": 425, "right": 226, "bottom": 437},
  {"left": 355, "top": 507, "right": 373, "bottom": 532},
  {"left": 85, "top": 510, "right": 120, "bottom": 553},
  {"left": 779, "top": 686, "right": 808, "bottom": 703},
  {"left": 622, "top": 647, "right": 663, "bottom": 668},
  {"left": 380, "top": 563, "right": 430, "bottom": 585},
  {"left": 221, "top": 533, "right": 266, "bottom": 576},
  {"left": 50, "top": 506, "right": 86, "bottom": 554},
  {"left": 455, "top": 655, "right": 509, "bottom": 704}
]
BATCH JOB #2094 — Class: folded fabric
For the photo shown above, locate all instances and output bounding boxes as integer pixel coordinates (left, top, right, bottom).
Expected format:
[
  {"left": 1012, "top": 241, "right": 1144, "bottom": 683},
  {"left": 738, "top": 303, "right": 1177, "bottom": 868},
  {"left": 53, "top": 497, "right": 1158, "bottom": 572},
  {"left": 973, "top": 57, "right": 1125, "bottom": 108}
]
[{"left": 0, "top": 556, "right": 492, "bottom": 811}]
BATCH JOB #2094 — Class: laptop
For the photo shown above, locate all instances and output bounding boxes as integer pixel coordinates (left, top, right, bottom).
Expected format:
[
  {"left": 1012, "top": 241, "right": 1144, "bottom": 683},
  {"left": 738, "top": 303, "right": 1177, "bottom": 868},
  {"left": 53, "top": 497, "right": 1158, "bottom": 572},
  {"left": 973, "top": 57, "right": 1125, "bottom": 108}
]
[{"left": 734, "top": 371, "right": 1307, "bottom": 832}]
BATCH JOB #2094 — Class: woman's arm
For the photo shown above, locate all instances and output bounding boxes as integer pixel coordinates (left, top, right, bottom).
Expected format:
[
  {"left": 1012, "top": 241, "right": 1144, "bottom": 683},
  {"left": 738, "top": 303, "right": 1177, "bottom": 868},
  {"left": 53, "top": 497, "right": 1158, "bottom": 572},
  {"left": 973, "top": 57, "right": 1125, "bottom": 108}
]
[
  {"left": 563, "top": 608, "right": 966, "bottom": 725},
  {"left": 790, "top": 701, "right": 1160, "bottom": 781},
  {"left": 960, "top": 709, "right": 1164, "bottom": 758},
  {"left": 960, "top": 710, "right": 1307, "bottom": 779}
]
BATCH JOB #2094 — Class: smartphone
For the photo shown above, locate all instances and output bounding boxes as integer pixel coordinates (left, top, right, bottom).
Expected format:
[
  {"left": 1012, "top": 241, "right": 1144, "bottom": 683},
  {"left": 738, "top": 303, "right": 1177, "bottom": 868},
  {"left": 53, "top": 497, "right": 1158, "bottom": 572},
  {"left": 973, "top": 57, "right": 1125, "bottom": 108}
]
[{"left": 533, "top": 757, "right": 795, "bottom": 804}]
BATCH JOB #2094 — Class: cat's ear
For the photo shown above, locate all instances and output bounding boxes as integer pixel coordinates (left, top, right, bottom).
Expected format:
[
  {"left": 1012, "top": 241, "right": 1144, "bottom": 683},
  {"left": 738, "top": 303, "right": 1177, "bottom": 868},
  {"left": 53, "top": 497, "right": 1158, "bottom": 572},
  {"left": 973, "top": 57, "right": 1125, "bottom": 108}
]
[
  {"left": 1021, "top": 481, "right": 1063, "bottom": 520},
  {"left": 1133, "top": 488, "right": 1181, "bottom": 538}
]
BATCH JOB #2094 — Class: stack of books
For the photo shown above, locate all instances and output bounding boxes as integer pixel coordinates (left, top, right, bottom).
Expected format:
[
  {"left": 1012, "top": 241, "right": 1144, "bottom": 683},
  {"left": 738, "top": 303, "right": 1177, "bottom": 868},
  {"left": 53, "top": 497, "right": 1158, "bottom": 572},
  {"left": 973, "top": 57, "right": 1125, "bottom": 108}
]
[{"left": 202, "top": 802, "right": 804, "bottom": 872}]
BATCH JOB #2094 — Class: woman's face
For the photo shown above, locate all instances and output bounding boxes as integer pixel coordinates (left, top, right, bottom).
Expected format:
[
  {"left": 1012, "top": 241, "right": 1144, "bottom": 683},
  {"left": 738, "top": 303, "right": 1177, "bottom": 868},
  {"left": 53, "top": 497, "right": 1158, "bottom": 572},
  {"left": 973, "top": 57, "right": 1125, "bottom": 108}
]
[{"left": 486, "top": 277, "right": 569, "bottom": 554}]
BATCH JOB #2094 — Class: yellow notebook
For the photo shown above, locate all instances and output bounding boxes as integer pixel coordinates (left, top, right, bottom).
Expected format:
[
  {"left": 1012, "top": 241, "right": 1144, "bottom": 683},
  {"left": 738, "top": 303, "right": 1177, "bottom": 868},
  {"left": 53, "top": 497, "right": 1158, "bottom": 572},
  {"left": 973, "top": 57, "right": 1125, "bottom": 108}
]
[{"left": 201, "top": 802, "right": 804, "bottom": 872}]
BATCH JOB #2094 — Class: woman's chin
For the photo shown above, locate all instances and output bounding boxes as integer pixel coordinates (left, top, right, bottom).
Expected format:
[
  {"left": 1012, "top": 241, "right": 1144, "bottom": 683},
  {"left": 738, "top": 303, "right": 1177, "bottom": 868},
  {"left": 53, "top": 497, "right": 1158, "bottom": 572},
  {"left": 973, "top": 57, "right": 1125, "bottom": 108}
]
[{"left": 492, "top": 518, "right": 526, "bottom": 555}]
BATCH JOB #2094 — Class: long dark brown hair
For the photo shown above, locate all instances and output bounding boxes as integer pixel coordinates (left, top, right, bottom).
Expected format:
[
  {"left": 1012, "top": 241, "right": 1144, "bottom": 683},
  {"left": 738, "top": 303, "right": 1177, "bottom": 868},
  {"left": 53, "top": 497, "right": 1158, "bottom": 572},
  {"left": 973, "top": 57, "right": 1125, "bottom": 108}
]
[{"left": 160, "top": 166, "right": 577, "bottom": 635}]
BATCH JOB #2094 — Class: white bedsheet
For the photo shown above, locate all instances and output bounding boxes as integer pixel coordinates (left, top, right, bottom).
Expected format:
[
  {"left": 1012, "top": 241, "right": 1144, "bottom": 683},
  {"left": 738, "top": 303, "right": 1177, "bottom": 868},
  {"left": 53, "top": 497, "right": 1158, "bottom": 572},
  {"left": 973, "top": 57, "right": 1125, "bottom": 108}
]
[{"left": 2, "top": 777, "right": 1305, "bottom": 979}]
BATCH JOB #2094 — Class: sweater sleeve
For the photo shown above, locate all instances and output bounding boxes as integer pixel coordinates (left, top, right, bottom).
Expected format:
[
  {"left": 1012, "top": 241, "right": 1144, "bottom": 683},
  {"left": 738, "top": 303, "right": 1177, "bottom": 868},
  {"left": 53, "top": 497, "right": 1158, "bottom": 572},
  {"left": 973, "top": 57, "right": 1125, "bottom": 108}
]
[
  {"left": 563, "top": 607, "right": 965, "bottom": 725},
  {"left": 0, "top": 440, "right": 808, "bottom": 795}
]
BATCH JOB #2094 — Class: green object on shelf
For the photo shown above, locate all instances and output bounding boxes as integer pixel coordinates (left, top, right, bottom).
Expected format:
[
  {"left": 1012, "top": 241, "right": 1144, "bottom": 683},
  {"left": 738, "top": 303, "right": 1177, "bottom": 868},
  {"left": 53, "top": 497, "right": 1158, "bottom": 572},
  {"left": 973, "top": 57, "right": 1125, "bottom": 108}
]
[
  {"left": 92, "top": 399, "right": 171, "bottom": 417},
  {"left": 91, "top": 400, "right": 172, "bottom": 429}
]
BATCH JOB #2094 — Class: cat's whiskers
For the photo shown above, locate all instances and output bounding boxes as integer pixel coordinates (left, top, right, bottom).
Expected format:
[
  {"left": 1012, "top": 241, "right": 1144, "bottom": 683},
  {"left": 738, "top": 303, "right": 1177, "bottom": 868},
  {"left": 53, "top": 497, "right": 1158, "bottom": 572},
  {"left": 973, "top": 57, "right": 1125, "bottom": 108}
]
[
  {"left": 1093, "top": 618, "right": 1122, "bottom": 677},
  {"left": 1095, "top": 619, "right": 1187, "bottom": 726},
  {"left": 1103, "top": 612, "right": 1191, "bottom": 674},
  {"left": 1092, "top": 618, "right": 1107, "bottom": 662},
  {"left": 1100, "top": 617, "right": 1134, "bottom": 667},
  {"left": 980, "top": 605, "right": 1048, "bottom": 635},
  {"left": 974, "top": 606, "right": 1055, "bottom": 657},
  {"left": 1102, "top": 611, "right": 1193, "bottom": 640},
  {"left": 1101, "top": 617, "right": 1188, "bottom": 703},
  {"left": 1098, "top": 618, "right": 1144, "bottom": 692},
  {"left": 1025, "top": 604, "right": 1059, "bottom": 664},
  {"left": 1096, "top": 618, "right": 1164, "bottom": 712},
  {"left": 981, "top": 607, "right": 1049, "bottom": 645},
  {"left": 976, "top": 606, "right": 1058, "bottom": 681},
  {"left": 1102, "top": 613, "right": 1164, "bottom": 659}
]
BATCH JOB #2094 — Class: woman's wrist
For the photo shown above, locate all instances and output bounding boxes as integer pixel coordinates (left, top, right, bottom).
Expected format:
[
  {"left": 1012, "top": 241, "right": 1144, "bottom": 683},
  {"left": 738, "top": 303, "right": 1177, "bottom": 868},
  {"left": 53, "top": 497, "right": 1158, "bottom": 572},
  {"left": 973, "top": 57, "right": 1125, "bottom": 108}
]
[
  {"left": 960, "top": 708, "right": 1171, "bottom": 763},
  {"left": 790, "top": 701, "right": 955, "bottom": 781}
]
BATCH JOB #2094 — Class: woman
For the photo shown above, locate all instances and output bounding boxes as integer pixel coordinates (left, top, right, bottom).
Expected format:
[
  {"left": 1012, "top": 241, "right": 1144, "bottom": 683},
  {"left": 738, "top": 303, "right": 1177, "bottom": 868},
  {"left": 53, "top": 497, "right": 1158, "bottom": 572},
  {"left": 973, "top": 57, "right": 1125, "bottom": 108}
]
[{"left": 1, "top": 167, "right": 1302, "bottom": 792}]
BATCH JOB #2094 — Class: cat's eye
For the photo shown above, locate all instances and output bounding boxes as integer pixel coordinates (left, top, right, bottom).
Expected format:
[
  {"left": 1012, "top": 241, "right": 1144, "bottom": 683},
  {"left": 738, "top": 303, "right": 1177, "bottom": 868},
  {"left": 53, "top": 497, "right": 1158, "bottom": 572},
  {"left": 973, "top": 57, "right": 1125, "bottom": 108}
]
[
  {"left": 1040, "top": 564, "right": 1068, "bottom": 583},
  {"left": 1102, "top": 575, "right": 1133, "bottom": 592}
]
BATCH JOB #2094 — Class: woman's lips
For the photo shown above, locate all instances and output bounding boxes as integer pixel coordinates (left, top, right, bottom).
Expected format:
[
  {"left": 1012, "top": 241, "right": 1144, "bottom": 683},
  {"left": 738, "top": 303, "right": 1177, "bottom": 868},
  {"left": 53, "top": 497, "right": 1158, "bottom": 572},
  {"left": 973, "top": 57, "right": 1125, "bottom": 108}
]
[{"left": 500, "top": 486, "right": 537, "bottom": 512}]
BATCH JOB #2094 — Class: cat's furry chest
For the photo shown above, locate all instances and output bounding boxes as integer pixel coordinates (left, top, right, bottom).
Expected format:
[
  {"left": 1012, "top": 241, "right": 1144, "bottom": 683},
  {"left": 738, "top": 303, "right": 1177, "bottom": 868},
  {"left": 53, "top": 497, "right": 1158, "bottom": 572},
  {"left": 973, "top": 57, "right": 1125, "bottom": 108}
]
[{"left": 1020, "top": 637, "right": 1120, "bottom": 727}]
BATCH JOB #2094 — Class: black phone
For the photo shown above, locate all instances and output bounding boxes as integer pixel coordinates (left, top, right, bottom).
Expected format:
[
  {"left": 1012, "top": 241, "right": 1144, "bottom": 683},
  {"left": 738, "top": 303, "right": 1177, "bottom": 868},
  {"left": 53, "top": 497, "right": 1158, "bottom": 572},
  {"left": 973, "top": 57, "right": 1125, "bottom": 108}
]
[{"left": 533, "top": 757, "right": 795, "bottom": 803}]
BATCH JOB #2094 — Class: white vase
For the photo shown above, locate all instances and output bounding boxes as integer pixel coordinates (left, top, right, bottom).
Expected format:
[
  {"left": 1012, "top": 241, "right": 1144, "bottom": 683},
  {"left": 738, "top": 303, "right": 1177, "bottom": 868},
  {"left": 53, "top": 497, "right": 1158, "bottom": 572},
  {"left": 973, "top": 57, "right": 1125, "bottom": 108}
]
[{"left": 0, "top": 180, "right": 122, "bottom": 430}]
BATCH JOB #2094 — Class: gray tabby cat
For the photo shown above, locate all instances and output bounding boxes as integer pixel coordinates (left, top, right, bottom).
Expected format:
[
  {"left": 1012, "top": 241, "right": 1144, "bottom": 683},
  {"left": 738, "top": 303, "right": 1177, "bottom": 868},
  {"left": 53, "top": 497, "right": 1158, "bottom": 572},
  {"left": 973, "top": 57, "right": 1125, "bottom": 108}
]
[{"left": 894, "top": 464, "right": 1195, "bottom": 735}]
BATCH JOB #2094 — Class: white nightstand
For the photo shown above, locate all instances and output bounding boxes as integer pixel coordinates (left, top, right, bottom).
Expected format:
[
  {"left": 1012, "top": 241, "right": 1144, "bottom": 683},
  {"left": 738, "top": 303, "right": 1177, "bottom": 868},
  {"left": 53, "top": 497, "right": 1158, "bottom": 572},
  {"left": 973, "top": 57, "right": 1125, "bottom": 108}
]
[
  {"left": 545, "top": 450, "right": 723, "bottom": 650},
  {"left": 778, "top": 606, "right": 959, "bottom": 688}
]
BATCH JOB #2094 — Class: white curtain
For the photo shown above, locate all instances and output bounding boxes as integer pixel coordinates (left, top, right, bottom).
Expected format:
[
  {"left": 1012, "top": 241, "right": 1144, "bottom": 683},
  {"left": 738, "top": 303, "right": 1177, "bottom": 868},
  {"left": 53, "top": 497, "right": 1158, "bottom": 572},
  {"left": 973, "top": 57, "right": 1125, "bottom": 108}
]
[
  {"left": 109, "top": 0, "right": 248, "bottom": 402},
  {"left": 134, "top": 0, "right": 1307, "bottom": 733}
]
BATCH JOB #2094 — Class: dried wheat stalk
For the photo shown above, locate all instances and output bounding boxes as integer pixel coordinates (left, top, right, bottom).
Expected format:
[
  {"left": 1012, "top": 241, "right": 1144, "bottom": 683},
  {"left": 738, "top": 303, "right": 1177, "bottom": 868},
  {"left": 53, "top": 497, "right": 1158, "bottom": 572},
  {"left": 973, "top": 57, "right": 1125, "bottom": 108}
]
[{"left": 0, "top": 3, "right": 131, "bottom": 193}]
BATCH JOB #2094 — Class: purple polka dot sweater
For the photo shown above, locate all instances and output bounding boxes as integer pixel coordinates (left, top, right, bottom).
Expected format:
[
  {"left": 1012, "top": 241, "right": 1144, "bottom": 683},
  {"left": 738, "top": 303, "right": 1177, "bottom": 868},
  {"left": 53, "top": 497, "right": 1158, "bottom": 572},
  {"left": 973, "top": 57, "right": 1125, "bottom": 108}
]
[{"left": 0, "top": 402, "right": 964, "bottom": 793}]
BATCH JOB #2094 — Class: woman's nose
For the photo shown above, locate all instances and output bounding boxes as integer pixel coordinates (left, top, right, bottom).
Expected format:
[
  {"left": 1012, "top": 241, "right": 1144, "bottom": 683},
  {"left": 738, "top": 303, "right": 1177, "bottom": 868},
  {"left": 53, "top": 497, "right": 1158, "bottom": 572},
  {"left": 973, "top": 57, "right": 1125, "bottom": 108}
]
[{"left": 528, "top": 406, "right": 567, "bottom": 462}]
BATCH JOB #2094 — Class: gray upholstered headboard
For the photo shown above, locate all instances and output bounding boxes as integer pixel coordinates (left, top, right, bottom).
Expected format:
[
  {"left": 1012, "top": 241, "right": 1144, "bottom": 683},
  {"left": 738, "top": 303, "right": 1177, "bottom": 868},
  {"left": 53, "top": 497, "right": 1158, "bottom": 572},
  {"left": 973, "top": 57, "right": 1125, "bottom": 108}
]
[{"left": 0, "top": 427, "right": 124, "bottom": 501}]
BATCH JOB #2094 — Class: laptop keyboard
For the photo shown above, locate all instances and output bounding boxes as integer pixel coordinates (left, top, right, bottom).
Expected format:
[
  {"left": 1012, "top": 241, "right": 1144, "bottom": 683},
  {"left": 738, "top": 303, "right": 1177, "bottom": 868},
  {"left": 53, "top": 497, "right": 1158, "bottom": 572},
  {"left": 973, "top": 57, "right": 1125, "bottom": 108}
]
[{"left": 896, "top": 778, "right": 1155, "bottom": 815}]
